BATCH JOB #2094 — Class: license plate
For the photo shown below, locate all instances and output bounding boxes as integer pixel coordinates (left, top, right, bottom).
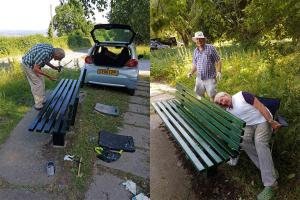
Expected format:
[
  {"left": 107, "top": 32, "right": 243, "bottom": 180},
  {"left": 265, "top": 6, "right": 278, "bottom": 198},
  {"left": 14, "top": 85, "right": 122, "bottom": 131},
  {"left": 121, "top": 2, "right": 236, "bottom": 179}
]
[{"left": 97, "top": 69, "right": 119, "bottom": 76}]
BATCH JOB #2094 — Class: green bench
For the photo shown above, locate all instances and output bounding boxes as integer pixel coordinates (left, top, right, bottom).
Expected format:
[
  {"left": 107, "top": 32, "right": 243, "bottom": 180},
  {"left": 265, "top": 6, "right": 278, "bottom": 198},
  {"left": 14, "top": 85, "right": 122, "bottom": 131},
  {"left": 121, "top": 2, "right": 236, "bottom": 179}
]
[{"left": 152, "top": 83, "right": 246, "bottom": 175}]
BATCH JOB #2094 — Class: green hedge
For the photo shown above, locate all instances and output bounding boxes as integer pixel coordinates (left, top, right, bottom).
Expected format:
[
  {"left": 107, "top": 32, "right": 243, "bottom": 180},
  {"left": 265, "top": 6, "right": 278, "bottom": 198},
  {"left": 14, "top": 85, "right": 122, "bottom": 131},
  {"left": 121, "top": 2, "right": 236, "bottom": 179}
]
[{"left": 0, "top": 34, "right": 92, "bottom": 58}]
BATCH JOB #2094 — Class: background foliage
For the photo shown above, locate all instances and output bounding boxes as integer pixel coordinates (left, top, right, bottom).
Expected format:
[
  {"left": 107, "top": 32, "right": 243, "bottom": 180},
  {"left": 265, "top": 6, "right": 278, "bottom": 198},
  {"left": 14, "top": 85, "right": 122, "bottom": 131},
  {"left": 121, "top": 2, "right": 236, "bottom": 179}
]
[
  {"left": 151, "top": 0, "right": 300, "bottom": 45},
  {"left": 108, "top": 0, "right": 150, "bottom": 44},
  {"left": 0, "top": 34, "right": 91, "bottom": 58}
]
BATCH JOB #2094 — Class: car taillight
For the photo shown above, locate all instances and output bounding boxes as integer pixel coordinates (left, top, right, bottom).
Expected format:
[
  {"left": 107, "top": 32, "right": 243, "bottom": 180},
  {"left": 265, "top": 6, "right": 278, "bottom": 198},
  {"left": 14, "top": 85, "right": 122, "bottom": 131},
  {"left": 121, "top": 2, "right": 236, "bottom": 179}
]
[
  {"left": 85, "top": 56, "right": 93, "bottom": 64},
  {"left": 125, "top": 59, "right": 138, "bottom": 67}
]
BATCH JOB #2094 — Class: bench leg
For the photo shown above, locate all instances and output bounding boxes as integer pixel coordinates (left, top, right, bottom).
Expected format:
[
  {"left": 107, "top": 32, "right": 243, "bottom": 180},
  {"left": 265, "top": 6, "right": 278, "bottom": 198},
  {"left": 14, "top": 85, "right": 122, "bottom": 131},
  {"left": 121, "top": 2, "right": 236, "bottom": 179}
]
[
  {"left": 53, "top": 133, "right": 65, "bottom": 146},
  {"left": 204, "top": 166, "right": 218, "bottom": 177}
]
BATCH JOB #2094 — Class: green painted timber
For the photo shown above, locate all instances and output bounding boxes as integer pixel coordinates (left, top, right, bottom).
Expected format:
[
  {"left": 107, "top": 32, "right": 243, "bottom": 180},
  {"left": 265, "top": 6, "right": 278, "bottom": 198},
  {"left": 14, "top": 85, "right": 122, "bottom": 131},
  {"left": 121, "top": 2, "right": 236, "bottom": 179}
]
[
  {"left": 172, "top": 100, "right": 237, "bottom": 158},
  {"left": 161, "top": 101, "right": 222, "bottom": 166},
  {"left": 151, "top": 84, "right": 244, "bottom": 172},
  {"left": 157, "top": 101, "right": 214, "bottom": 168},
  {"left": 176, "top": 91, "right": 243, "bottom": 140},
  {"left": 167, "top": 100, "right": 223, "bottom": 164},
  {"left": 152, "top": 102, "right": 205, "bottom": 171},
  {"left": 176, "top": 83, "right": 245, "bottom": 128},
  {"left": 176, "top": 98, "right": 241, "bottom": 150},
  {"left": 176, "top": 93, "right": 242, "bottom": 144}
]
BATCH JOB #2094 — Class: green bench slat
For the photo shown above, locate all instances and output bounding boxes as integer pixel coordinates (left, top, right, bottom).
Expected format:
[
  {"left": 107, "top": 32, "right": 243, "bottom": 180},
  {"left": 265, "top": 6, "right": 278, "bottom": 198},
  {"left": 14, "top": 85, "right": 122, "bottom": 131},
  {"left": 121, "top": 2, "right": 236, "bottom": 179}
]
[
  {"left": 176, "top": 94, "right": 242, "bottom": 145},
  {"left": 35, "top": 79, "right": 70, "bottom": 132},
  {"left": 152, "top": 102, "right": 205, "bottom": 171},
  {"left": 43, "top": 80, "right": 75, "bottom": 133},
  {"left": 173, "top": 100, "right": 237, "bottom": 159},
  {"left": 159, "top": 101, "right": 215, "bottom": 167},
  {"left": 177, "top": 99, "right": 241, "bottom": 151},
  {"left": 166, "top": 101, "right": 223, "bottom": 164},
  {"left": 176, "top": 92, "right": 244, "bottom": 141},
  {"left": 28, "top": 79, "right": 65, "bottom": 131},
  {"left": 176, "top": 83, "right": 245, "bottom": 128}
]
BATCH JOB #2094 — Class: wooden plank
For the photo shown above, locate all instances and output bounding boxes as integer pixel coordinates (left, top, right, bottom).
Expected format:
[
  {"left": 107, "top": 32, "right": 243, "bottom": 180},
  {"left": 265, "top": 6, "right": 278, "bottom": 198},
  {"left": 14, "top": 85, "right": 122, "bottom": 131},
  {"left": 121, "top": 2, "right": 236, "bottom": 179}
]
[
  {"left": 177, "top": 94, "right": 242, "bottom": 144},
  {"left": 152, "top": 102, "right": 205, "bottom": 171},
  {"left": 176, "top": 83, "right": 245, "bottom": 127},
  {"left": 176, "top": 91, "right": 244, "bottom": 138},
  {"left": 178, "top": 99, "right": 241, "bottom": 151},
  {"left": 28, "top": 79, "right": 65, "bottom": 131},
  {"left": 43, "top": 80, "right": 76, "bottom": 133},
  {"left": 173, "top": 100, "right": 234, "bottom": 159},
  {"left": 165, "top": 101, "right": 223, "bottom": 164},
  {"left": 52, "top": 80, "right": 78, "bottom": 134},
  {"left": 158, "top": 101, "right": 214, "bottom": 168},
  {"left": 35, "top": 80, "right": 70, "bottom": 132}
]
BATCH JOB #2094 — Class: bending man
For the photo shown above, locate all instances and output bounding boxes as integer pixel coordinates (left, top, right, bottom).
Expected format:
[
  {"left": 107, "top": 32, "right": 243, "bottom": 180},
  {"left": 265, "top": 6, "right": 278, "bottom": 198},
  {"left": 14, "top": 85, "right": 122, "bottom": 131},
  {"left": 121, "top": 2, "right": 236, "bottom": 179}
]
[{"left": 22, "top": 43, "right": 65, "bottom": 110}]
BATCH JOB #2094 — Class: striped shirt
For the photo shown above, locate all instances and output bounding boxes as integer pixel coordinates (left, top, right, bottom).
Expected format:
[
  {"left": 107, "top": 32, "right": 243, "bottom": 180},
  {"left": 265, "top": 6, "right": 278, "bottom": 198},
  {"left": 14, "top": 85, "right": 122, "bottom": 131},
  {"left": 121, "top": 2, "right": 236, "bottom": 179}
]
[
  {"left": 192, "top": 44, "right": 220, "bottom": 80},
  {"left": 22, "top": 43, "right": 54, "bottom": 68}
]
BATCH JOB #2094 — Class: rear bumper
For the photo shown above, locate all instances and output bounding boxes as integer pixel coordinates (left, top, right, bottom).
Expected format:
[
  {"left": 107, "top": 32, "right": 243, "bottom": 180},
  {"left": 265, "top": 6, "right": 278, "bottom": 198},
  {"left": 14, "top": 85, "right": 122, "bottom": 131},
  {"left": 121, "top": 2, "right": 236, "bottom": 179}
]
[{"left": 83, "top": 65, "right": 138, "bottom": 89}]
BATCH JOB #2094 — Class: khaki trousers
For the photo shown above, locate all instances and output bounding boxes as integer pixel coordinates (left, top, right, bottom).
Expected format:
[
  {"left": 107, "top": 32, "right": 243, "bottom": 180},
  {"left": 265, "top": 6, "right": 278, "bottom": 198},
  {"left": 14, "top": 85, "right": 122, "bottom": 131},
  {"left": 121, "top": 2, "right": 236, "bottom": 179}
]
[
  {"left": 22, "top": 63, "right": 45, "bottom": 108},
  {"left": 241, "top": 122, "right": 277, "bottom": 186}
]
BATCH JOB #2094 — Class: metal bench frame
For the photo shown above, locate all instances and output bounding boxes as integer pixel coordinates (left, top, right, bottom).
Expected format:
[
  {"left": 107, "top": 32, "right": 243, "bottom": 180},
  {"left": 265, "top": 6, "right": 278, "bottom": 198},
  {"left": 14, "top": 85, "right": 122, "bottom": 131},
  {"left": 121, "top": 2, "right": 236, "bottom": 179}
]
[
  {"left": 152, "top": 83, "right": 246, "bottom": 176},
  {"left": 28, "top": 69, "right": 86, "bottom": 146}
]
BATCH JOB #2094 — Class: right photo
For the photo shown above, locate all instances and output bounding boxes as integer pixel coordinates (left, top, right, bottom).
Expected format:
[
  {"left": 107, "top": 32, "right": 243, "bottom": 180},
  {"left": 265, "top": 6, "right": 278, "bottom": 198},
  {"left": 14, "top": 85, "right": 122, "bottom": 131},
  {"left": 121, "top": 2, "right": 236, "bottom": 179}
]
[{"left": 150, "top": 1, "right": 300, "bottom": 200}]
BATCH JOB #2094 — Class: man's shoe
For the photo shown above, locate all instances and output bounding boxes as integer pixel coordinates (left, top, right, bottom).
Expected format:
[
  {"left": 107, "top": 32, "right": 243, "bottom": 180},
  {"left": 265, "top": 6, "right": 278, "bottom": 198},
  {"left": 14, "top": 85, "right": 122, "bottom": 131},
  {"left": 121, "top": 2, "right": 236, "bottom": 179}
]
[
  {"left": 257, "top": 187, "right": 274, "bottom": 200},
  {"left": 257, "top": 182, "right": 278, "bottom": 200}
]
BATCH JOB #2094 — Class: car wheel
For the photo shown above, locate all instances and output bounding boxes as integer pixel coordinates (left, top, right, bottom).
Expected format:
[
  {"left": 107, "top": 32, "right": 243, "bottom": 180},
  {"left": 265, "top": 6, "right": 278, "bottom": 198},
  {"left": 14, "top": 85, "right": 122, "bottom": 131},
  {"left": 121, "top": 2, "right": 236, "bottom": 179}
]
[{"left": 128, "top": 89, "right": 135, "bottom": 96}]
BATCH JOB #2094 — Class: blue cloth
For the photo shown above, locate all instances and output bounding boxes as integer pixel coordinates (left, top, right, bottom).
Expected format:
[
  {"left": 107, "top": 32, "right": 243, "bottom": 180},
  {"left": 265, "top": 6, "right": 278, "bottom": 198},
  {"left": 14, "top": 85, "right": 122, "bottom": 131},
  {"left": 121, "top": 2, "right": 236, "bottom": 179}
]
[
  {"left": 22, "top": 43, "right": 54, "bottom": 68},
  {"left": 192, "top": 44, "right": 220, "bottom": 80}
]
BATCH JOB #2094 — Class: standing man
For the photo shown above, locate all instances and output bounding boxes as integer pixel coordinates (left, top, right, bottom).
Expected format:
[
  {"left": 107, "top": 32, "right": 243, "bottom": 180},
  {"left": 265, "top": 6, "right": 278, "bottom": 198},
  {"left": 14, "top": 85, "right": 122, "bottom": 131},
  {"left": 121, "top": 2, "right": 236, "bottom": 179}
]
[
  {"left": 214, "top": 91, "right": 281, "bottom": 200},
  {"left": 187, "top": 31, "right": 222, "bottom": 101},
  {"left": 21, "top": 43, "right": 65, "bottom": 110}
]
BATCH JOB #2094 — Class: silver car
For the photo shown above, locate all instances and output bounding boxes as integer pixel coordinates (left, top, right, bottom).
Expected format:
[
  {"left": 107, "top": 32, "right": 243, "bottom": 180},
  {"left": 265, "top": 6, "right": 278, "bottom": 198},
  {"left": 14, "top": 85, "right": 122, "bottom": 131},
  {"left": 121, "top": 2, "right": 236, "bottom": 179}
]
[{"left": 83, "top": 24, "right": 141, "bottom": 95}]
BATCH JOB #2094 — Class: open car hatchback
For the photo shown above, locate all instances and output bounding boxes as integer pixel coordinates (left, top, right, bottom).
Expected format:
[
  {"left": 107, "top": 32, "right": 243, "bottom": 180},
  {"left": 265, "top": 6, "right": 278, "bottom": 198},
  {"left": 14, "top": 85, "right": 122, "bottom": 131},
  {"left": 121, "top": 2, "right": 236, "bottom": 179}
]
[{"left": 83, "top": 24, "right": 139, "bottom": 95}]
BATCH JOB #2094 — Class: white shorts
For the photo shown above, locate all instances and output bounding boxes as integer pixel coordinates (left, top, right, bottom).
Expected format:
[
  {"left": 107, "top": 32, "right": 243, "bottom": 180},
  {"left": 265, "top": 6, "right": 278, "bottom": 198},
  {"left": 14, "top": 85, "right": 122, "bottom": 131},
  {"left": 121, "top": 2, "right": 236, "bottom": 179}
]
[{"left": 194, "top": 77, "right": 217, "bottom": 98}]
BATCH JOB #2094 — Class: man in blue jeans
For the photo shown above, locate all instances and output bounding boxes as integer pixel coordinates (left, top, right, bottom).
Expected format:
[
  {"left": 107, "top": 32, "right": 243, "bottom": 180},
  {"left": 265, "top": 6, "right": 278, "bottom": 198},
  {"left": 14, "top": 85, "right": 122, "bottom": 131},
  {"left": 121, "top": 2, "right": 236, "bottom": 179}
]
[
  {"left": 214, "top": 91, "right": 281, "bottom": 200},
  {"left": 187, "top": 31, "right": 222, "bottom": 101},
  {"left": 21, "top": 43, "right": 65, "bottom": 110}
]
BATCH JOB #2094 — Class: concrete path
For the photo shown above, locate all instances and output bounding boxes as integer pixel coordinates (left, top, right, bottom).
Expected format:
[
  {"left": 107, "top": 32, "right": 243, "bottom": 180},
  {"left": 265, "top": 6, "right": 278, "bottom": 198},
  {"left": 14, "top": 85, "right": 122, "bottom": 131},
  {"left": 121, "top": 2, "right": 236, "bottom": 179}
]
[
  {"left": 150, "top": 82, "right": 198, "bottom": 200},
  {"left": 85, "top": 80, "right": 150, "bottom": 200},
  {"left": 0, "top": 106, "right": 68, "bottom": 199}
]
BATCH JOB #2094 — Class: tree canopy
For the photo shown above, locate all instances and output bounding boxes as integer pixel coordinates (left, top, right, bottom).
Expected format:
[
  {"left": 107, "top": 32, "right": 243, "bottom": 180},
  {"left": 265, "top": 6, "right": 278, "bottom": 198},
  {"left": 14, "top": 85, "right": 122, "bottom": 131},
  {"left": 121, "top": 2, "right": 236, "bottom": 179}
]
[
  {"left": 108, "top": 0, "right": 150, "bottom": 44},
  {"left": 151, "top": 0, "right": 300, "bottom": 45}
]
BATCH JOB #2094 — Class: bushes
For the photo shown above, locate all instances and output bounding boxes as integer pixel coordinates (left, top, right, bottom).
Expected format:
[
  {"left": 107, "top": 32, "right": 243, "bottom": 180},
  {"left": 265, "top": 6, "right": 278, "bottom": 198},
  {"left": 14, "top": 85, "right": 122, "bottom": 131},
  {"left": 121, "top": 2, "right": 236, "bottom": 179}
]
[
  {"left": 0, "top": 34, "right": 92, "bottom": 58},
  {"left": 67, "top": 31, "right": 92, "bottom": 50}
]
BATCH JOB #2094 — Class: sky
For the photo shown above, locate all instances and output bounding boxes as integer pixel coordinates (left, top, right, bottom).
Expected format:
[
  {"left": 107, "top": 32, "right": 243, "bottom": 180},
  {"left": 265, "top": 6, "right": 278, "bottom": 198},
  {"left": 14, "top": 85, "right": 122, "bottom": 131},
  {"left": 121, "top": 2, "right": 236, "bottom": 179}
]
[{"left": 0, "top": 0, "right": 109, "bottom": 31}]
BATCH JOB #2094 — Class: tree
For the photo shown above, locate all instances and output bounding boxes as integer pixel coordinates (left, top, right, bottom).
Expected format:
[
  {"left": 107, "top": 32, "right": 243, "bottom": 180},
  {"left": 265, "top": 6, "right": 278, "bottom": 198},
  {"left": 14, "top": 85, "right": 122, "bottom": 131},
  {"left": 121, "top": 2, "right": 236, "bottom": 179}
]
[
  {"left": 53, "top": 0, "right": 93, "bottom": 36},
  {"left": 108, "top": 0, "right": 150, "bottom": 44},
  {"left": 59, "top": 0, "right": 108, "bottom": 20},
  {"left": 47, "top": 19, "right": 54, "bottom": 38}
]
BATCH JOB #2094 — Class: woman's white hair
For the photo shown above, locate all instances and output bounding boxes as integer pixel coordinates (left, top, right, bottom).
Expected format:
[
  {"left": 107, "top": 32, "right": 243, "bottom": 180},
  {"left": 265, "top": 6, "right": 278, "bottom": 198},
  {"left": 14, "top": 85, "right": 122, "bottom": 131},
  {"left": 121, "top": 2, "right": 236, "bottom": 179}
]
[{"left": 214, "top": 92, "right": 230, "bottom": 103}]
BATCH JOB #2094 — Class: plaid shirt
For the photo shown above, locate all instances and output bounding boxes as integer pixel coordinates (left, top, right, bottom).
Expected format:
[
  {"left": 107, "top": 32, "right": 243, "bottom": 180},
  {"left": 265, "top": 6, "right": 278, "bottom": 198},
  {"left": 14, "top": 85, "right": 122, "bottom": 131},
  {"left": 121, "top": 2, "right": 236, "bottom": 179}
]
[
  {"left": 22, "top": 43, "right": 54, "bottom": 68},
  {"left": 192, "top": 44, "right": 220, "bottom": 80}
]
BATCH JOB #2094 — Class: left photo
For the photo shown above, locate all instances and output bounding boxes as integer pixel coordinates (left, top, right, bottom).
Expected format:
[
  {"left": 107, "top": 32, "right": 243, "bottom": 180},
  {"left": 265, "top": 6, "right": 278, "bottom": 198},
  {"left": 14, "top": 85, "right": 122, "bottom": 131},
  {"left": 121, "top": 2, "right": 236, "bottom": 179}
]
[{"left": 0, "top": 0, "right": 150, "bottom": 199}]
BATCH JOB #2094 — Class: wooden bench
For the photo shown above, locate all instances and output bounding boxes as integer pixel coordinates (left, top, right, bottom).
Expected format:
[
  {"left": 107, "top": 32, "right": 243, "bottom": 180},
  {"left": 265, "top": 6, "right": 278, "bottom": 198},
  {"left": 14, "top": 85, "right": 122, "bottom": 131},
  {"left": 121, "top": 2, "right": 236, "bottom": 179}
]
[
  {"left": 152, "top": 83, "right": 246, "bottom": 175},
  {"left": 28, "top": 69, "right": 86, "bottom": 146}
]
